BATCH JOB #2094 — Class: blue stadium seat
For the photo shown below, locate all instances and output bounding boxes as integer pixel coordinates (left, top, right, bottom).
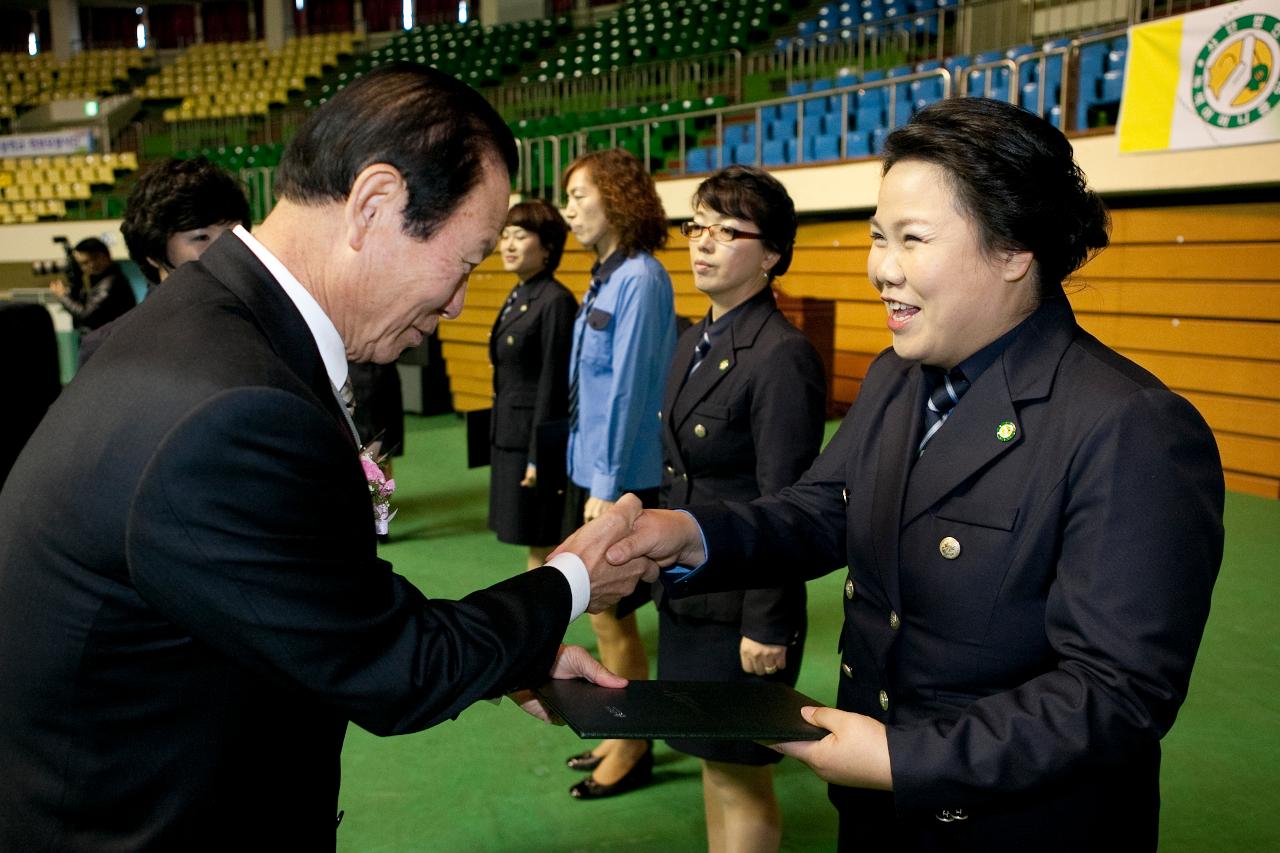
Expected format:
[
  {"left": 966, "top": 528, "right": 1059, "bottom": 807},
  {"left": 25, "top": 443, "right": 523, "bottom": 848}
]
[
  {"left": 943, "top": 55, "right": 971, "bottom": 77},
  {"left": 855, "top": 103, "right": 885, "bottom": 131},
  {"left": 846, "top": 130, "right": 871, "bottom": 156},
  {"left": 768, "top": 117, "right": 794, "bottom": 141},
  {"left": 809, "top": 133, "right": 841, "bottom": 161},
  {"left": 804, "top": 94, "right": 832, "bottom": 121},
  {"left": 1100, "top": 70, "right": 1124, "bottom": 104},
  {"left": 911, "top": 77, "right": 945, "bottom": 104},
  {"left": 724, "top": 124, "right": 754, "bottom": 147},
  {"left": 733, "top": 142, "right": 757, "bottom": 165},
  {"left": 762, "top": 139, "right": 788, "bottom": 166},
  {"left": 687, "top": 147, "right": 714, "bottom": 173},
  {"left": 871, "top": 127, "right": 891, "bottom": 153}
]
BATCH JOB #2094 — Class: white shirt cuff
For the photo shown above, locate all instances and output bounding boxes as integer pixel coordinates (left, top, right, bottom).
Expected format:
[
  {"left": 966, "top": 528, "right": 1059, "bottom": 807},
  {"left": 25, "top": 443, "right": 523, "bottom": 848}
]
[{"left": 546, "top": 551, "right": 590, "bottom": 621}]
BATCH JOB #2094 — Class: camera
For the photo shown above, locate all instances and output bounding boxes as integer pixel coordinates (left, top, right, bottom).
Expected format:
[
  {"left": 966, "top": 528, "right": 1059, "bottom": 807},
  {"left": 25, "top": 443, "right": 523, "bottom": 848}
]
[{"left": 31, "top": 236, "right": 81, "bottom": 279}]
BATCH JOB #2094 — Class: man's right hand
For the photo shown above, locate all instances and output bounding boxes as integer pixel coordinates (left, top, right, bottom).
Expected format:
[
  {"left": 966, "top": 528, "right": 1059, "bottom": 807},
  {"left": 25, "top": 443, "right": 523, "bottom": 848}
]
[
  {"left": 550, "top": 493, "right": 659, "bottom": 613},
  {"left": 605, "top": 508, "right": 707, "bottom": 573}
]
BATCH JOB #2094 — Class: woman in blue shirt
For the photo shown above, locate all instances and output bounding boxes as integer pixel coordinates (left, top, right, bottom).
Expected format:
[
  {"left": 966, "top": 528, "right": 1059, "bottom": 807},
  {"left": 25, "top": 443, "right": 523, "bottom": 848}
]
[{"left": 560, "top": 148, "right": 676, "bottom": 799}]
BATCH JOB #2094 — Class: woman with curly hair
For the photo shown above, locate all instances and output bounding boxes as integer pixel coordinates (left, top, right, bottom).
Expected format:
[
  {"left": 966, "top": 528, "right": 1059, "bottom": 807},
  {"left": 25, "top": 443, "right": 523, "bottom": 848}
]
[{"left": 560, "top": 148, "right": 676, "bottom": 799}]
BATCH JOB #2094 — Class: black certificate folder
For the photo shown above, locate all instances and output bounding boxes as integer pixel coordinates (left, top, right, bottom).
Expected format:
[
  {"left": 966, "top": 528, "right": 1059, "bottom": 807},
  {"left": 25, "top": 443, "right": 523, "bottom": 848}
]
[{"left": 535, "top": 679, "right": 827, "bottom": 741}]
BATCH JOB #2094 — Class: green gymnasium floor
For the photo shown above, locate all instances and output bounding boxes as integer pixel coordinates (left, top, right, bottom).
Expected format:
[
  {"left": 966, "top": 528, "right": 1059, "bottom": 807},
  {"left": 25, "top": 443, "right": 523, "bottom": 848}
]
[{"left": 336, "top": 414, "right": 1280, "bottom": 851}]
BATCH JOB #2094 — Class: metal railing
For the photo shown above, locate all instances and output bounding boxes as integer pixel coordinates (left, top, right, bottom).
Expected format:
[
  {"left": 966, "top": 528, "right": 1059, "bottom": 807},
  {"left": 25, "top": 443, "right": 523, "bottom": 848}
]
[
  {"left": 487, "top": 49, "right": 743, "bottom": 119},
  {"left": 770, "top": 6, "right": 956, "bottom": 90},
  {"left": 517, "top": 67, "right": 953, "bottom": 199}
]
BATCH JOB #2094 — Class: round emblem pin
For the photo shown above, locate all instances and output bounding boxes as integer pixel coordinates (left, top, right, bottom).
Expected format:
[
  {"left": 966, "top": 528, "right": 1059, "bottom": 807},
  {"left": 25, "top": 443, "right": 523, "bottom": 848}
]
[{"left": 995, "top": 420, "right": 1017, "bottom": 442}]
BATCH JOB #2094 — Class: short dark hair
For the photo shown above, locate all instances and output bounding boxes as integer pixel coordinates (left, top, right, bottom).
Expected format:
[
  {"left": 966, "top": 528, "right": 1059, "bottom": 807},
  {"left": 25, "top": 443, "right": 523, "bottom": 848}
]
[
  {"left": 73, "top": 237, "right": 110, "bottom": 258},
  {"left": 881, "top": 97, "right": 1110, "bottom": 297},
  {"left": 275, "top": 63, "right": 518, "bottom": 242},
  {"left": 505, "top": 199, "right": 569, "bottom": 275},
  {"left": 121, "top": 157, "right": 251, "bottom": 283},
  {"left": 563, "top": 149, "right": 667, "bottom": 256},
  {"left": 691, "top": 165, "right": 797, "bottom": 280}
]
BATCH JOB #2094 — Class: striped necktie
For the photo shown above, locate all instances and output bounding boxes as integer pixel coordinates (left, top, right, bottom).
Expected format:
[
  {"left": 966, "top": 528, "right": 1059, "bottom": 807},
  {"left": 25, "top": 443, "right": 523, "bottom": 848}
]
[
  {"left": 338, "top": 376, "right": 356, "bottom": 418},
  {"left": 917, "top": 366, "right": 969, "bottom": 455},
  {"left": 687, "top": 330, "right": 712, "bottom": 377},
  {"left": 499, "top": 285, "right": 519, "bottom": 321},
  {"left": 567, "top": 279, "right": 603, "bottom": 433}
]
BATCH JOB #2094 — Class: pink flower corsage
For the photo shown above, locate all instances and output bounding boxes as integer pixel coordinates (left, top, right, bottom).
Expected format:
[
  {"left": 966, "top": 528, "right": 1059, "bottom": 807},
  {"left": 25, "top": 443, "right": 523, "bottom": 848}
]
[{"left": 360, "top": 450, "right": 397, "bottom": 535}]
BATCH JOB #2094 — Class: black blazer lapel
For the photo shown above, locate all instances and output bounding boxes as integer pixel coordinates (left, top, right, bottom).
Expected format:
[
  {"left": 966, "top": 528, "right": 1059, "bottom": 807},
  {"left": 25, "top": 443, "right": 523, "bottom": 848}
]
[
  {"left": 196, "top": 233, "right": 354, "bottom": 444},
  {"left": 670, "top": 290, "right": 777, "bottom": 431},
  {"left": 869, "top": 361, "right": 922, "bottom": 611},
  {"left": 662, "top": 321, "right": 701, "bottom": 451}
]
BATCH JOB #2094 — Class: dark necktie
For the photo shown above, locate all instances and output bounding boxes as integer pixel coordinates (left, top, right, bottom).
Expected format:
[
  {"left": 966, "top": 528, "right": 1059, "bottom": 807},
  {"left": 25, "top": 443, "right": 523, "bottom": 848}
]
[
  {"left": 499, "top": 285, "right": 519, "bottom": 321},
  {"left": 918, "top": 366, "right": 969, "bottom": 455},
  {"left": 338, "top": 376, "right": 356, "bottom": 418},
  {"left": 687, "top": 330, "right": 712, "bottom": 378},
  {"left": 567, "top": 279, "right": 603, "bottom": 434}
]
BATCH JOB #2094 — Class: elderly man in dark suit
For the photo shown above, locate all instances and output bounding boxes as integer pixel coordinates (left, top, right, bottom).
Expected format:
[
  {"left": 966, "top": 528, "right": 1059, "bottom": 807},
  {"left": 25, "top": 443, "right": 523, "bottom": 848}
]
[{"left": 0, "top": 65, "right": 654, "bottom": 851}]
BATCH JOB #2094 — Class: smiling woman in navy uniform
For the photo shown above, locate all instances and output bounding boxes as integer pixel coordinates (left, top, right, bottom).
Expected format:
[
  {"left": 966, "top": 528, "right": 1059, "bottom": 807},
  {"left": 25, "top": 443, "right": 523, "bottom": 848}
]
[
  {"left": 657, "top": 167, "right": 826, "bottom": 852},
  {"left": 488, "top": 200, "right": 577, "bottom": 569},
  {"left": 609, "top": 98, "right": 1225, "bottom": 851}
]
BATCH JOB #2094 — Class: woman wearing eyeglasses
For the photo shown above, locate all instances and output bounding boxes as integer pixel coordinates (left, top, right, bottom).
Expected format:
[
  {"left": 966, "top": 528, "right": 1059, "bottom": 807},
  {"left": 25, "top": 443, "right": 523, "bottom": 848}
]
[{"left": 658, "top": 166, "right": 826, "bottom": 852}]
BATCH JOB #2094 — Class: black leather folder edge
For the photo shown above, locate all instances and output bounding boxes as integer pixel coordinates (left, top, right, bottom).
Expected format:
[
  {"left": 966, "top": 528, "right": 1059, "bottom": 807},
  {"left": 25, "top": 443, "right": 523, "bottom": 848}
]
[{"left": 534, "top": 679, "right": 828, "bottom": 741}]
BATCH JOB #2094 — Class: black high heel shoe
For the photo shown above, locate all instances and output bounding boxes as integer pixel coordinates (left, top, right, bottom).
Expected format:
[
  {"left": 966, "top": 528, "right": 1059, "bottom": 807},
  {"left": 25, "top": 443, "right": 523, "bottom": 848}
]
[
  {"left": 569, "top": 744, "right": 654, "bottom": 800},
  {"left": 566, "top": 749, "right": 604, "bottom": 772}
]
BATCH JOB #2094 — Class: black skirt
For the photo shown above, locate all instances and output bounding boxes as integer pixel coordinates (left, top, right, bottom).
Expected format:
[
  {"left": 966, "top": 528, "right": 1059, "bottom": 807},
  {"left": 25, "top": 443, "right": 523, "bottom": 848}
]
[
  {"left": 487, "top": 446, "right": 565, "bottom": 547},
  {"left": 657, "top": 607, "right": 806, "bottom": 766}
]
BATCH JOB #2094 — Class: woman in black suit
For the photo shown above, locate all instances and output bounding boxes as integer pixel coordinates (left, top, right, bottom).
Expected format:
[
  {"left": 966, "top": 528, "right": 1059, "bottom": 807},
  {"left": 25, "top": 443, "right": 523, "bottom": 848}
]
[
  {"left": 610, "top": 98, "right": 1224, "bottom": 850},
  {"left": 658, "top": 166, "right": 826, "bottom": 852},
  {"left": 488, "top": 200, "right": 576, "bottom": 568}
]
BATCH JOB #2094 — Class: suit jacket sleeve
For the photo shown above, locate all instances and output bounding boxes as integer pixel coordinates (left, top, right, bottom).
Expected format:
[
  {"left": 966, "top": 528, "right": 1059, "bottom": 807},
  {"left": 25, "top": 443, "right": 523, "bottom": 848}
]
[
  {"left": 529, "top": 289, "right": 576, "bottom": 463},
  {"left": 739, "top": 334, "right": 826, "bottom": 645},
  {"left": 677, "top": 413, "right": 858, "bottom": 596},
  {"left": 126, "top": 387, "right": 571, "bottom": 737},
  {"left": 886, "top": 386, "right": 1223, "bottom": 811}
]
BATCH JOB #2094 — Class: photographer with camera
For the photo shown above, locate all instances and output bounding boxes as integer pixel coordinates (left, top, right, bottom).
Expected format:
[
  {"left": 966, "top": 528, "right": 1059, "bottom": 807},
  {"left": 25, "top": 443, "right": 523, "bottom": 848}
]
[{"left": 47, "top": 237, "right": 136, "bottom": 332}]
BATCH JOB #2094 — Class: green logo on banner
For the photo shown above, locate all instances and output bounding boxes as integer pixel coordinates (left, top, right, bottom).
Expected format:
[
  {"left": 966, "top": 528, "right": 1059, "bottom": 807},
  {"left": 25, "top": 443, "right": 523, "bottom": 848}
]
[{"left": 1190, "top": 13, "right": 1280, "bottom": 129}]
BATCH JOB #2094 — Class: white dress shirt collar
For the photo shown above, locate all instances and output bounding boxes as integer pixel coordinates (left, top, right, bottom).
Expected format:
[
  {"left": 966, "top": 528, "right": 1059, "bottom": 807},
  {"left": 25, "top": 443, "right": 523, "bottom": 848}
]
[{"left": 232, "top": 224, "right": 348, "bottom": 393}]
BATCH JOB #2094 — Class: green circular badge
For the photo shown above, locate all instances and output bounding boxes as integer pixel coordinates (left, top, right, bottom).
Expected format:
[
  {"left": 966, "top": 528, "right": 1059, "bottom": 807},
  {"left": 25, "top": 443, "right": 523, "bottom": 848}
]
[
  {"left": 1190, "top": 14, "right": 1280, "bottom": 130},
  {"left": 996, "top": 420, "right": 1017, "bottom": 442}
]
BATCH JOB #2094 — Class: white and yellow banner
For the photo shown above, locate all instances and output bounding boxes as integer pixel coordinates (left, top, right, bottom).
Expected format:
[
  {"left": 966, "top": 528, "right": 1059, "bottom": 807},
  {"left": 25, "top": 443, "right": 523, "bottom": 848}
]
[{"left": 1118, "top": 0, "right": 1280, "bottom": 152}]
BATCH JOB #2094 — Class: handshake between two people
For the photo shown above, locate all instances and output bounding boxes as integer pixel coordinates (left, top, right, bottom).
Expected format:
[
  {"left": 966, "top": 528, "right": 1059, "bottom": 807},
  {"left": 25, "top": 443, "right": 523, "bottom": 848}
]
[{"left": 511, "top": 493, "right": 706, "bottom": 724}]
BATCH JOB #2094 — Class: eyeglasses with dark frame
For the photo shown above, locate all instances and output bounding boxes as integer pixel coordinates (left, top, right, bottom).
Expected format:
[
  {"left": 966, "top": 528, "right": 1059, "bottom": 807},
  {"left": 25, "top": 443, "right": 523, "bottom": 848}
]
[{"left": 680, "top": 222, "right": 765, "bottom": 243}]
